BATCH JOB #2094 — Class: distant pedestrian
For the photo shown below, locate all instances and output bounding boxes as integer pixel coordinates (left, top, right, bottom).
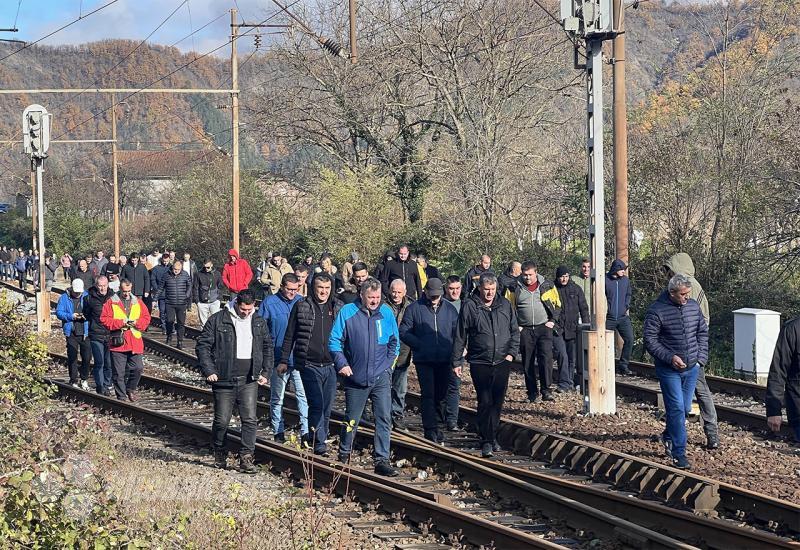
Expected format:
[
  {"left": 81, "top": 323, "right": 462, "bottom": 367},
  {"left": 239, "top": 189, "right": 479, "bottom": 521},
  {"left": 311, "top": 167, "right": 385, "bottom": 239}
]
[
  {"left": 766, "top": 317, "right": 800, "bottom": 444},
  {"left": 340, "top": 261, "right": 370, "bottom": 304},
  {"left": 464, "top": 254, "right": 491, "bottom": 297},
  {"left": 452, "top": 272, "right": 520, "bottom": 458},
  {"left": 386, "top": 279, "right": 412, "bottom": 429},
  {"left": 193, "top": 259, "right": 223, "bottom": 328},
  {"left": 73, "top": 259, "right": 94, "bottom": 291},
  {"left": 553, "top": 266, "right": 588, "bottom": 392},
  {"left": 329, "top": 277, "right": 399, "bottom": 476},
  {"left": 498, "top": 261, "right": 522, "bottom": 299},
  {"left": 56, "top": 279, "right": 91, "bottom": 389},
  {"left": 259, "top": 273, "right": 308, "bottom": 442},
  {"left": 122, "top": 255, "right": 150, "bottom": 301},
  {"left": 196, "top": 289, "right": 272, "bottom": 473},
  {"left": 606, "top": 258, "right": 633, "bottom": 375},
  {"left": 575, "top": 258, "right": 592, "bottom": 318},
  {"left": 159, "top": 260, "right": 192, "bottom": 348},
  {"left": 443, "top": 275, "right": 464, "bottom": 428},
  {"left": 150, "top": 253, "right": 171, "bottom": 320},
  {"left": 341, "top": 251, "right": 359, "bottom": 293},
  {"left": 89, "top": 251, "right": 108, "bottom": 279},
  {"left": 259, "top": 252, "right": 292, "bottom": 297},
  {"left": 400, "top": 278, "right": 459, "bottom": 443},
  {"left": 84, "top": 276, "right": 113, "bottom": 395},
  {"left": 415, "top": 254, "right": 440, "bottom": 289},
  {"left": 60, "top": 252, "right": 72, "bottom": 282},
  {"left": 222, "top": 249, "right": 253, "bottom": 298},
  {"left": 380, "top": 245, "right": 421, "bottom": 300},
  {"left": 182, "top": 252, "right": 198, "bottom": 281},
  {"left": 100, "top": 279, "right": 151, "bottom": 401},
  {"left": 0, "top": 246, "right": 10, "bottom": 281},
  {"left": 280, "top": 273, "right": 343, "bottom": 455},
  {"left": 314, "top": 253, "right": 345, "bottom": 297},
  {"left": 294, "top": 263, "right": 310, "bottom": 298},
  {"left": 643, "top": 274, "right": 708, "bottom": 470},
  {"left": 14, "top": 250, "right": 27, "bottom": 288}
]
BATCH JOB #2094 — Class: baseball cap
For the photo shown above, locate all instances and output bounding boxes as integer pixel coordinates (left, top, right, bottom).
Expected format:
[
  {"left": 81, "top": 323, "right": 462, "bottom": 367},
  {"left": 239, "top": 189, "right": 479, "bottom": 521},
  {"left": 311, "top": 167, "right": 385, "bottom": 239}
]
[{"left": 424, "top": 278, "right": 444, "bottom": 297}]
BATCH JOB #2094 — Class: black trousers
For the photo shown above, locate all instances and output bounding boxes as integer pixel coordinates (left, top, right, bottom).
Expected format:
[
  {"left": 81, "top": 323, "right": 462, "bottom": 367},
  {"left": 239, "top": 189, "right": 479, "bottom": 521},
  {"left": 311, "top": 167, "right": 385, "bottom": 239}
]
[
  {"left": 469, "top": 362, "right": 510, "bottom": 445},
  {"left": 416, "top": 362, "right": 451, "bottom": 435},
  {"left": 165, "top": 304, "right": 187, "bottom": 341},
  {"left": 520, "top": 325, "right": 553, "bottom": 397},
  {"left": 111, "top": 351, "right": 144, "bottom": 399},
  {"left": 211, "top": 376, "right": 258, "bottom": 455},
  {"left": 66, "top": 334, "right": 91, "bottom": 383}
]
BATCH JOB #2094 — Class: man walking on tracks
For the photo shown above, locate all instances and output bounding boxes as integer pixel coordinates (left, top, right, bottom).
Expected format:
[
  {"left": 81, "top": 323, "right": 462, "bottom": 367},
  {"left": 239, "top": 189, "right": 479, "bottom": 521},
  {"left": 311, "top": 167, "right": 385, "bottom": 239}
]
[
  {"left": 56, "top": 279, "right": 92, "bottom": 389},
  {"left": 330, "top": 277, "right": 400, "bottom": 476},
  {"left": 101, "top": 279, "right": 152, "bottom": 402},
  {"left": 194, "top": 259, "right": 223, "bottom": 328},
  {"left": 159, "top": 260, "right": 192, "bottom": 349},
  {"left": 386, "top": 279, "right": 412, "bottom": 429},
  {"left": 400, "top": 278, "right": 459, "bottom": 444},
  {"left": 663, "top": 253, "right": 719, "bottom": 449},
  {"left": 196, "top": 289, "right": 272, "bottom": 473},
  {"left": 644, "top": 274, "right": 708, "bottom": 470},
  {"left": 452, "top": 272, "right": 520, "bottom": 458},
  {"left": 280, "top": 273, "right": 343, "bottom": 456},
  {"left": 222, "top": 249, "right": 253, "bottom": 299}
]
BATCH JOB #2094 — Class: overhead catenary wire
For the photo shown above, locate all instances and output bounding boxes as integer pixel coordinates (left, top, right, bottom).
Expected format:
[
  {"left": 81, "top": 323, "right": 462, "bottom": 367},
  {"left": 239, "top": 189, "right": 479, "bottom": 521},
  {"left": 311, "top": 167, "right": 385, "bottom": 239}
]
[{"left": 12, "top": 0, "right": 23, "bottom": 29}]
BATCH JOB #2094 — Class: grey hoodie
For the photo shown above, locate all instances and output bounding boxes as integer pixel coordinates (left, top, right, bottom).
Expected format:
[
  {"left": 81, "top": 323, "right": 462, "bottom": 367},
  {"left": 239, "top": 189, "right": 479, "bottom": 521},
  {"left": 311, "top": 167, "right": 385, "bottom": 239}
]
[
  {"left": 663, "top": 252, "right": 709, "bottom": 326},
  {"left": 227, "top": 301, "right": 253, "bottom": 359}
]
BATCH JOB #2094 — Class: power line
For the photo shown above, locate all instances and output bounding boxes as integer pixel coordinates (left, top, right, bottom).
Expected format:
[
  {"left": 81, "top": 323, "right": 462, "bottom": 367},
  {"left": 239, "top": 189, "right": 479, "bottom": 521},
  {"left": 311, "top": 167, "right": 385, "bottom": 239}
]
[
  {"left": 12, "top": 0, "right": 23, "bottom": 29},
  {"left": 0, "top": 0, "right": 120, "bottom": 63}
]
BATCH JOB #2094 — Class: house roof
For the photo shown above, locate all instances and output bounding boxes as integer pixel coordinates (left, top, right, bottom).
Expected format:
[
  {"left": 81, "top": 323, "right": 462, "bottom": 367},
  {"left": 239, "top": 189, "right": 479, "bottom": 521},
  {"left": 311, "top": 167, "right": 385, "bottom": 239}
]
[{"left": 117, "top": 148, "right": 226, "bottom": 179}]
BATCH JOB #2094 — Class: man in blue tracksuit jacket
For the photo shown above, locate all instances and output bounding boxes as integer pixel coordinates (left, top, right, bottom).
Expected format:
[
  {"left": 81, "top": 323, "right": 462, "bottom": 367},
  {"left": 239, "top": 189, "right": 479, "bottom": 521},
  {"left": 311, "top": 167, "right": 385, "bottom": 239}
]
[
  {"left": 56, "top": 278, "right": 92, "bottom": 388},
  {"left": 258, "top": 273, "right": 308, "bottom": 441},
  {"left": 329, "top": 277, "right": 400, "bottom": 476},
  {"left": 606, "top": 258, "right": 634, "bottom": 375}
]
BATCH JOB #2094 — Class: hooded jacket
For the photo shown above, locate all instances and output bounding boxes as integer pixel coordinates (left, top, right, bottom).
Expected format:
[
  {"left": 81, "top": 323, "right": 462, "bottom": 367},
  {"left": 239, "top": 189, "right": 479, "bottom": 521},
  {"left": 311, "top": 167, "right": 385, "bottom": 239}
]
[
  {"left": 663, "top": 252, "right": 709, "bottom": 326},
  {"left": 222, "top": 249, "right": 253, "bottom": 293},
  {"left": 195, "top": 304, "right": 274, "bottom": 385},
  {"left": 643, "top": 291, "right": 708, "bottom": 370},
  {"left": 400, "top": 296, "right": 459, "bottom": 364},
  {"left": 329, "top": 301, "right": 400, "bottom": 387},
  {"left": 766, "top": 317, "right": 800, "bottom": 424},
  {"left": 281, "top": 296, "right": 344, "bottom": 368},
  {"left": 451, "top": 293, "right": 520, "bottom": 367},
  {"left": 56, "top": 289, "right": 89, "bottom": 337},
  {"left": 555, "top": 278, "right": 589, "bottom": 340},
  {"left": 605, "top": 259, "right": 631, "bottom": 320}
]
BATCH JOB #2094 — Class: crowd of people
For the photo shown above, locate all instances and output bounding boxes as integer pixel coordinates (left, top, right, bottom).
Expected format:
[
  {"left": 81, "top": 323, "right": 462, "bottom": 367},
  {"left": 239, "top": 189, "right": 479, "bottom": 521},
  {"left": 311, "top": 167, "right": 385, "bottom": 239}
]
[{"left": 8, "top": 240, "right": 798, "bottom": 474}]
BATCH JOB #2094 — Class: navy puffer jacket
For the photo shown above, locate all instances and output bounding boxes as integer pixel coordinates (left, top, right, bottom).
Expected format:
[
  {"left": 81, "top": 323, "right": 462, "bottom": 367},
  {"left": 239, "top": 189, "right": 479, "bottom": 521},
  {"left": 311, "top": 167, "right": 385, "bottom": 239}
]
[{"left": 643, "top": 291, "right": 708, "bottom": 370}]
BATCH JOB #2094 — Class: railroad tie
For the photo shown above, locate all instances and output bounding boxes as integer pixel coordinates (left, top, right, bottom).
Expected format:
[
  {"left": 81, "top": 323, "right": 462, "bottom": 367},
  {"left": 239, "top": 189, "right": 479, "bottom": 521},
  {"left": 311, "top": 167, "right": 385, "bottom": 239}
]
[
  {"left": 640, "top": 468, "right": 672, "bottom": 497},
  {"left": 608, "top": 458, "right": 637, "bottom": 487},
  {"left": 627, "top": 466, "right": 659, "bottom": 493},
  {"left": 684, "top": 481, "right": 720, "bottom": 514}
]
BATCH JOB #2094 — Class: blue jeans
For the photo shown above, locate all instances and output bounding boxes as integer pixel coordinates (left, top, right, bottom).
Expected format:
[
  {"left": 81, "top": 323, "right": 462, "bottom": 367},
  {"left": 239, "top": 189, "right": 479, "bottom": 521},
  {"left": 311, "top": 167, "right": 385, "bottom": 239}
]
[
  {"left": 656, "top": 363, "right": 700, "bottom": 459},
  {"left": 298, "top": 364, "right": 337, "bottom": 453},
  {"left": 90, "top": 339, "right": 112, "bottom": 393},
  {"left": 339, "top": 369, "right": 392, "bottom": 462},
  {"left": 391, "top": 365, "right": 409, "bottom": 420},
  {"left": 270, "top": 368, "right": 308, "bottom": 435}
]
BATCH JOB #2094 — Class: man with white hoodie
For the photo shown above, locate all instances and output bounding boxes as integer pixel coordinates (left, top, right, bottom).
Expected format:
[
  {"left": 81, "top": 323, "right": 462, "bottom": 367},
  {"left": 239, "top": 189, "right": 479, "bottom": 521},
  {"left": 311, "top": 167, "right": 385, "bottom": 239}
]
[{"left": 196, "top": 289, "right": 273, "bottom": 473}]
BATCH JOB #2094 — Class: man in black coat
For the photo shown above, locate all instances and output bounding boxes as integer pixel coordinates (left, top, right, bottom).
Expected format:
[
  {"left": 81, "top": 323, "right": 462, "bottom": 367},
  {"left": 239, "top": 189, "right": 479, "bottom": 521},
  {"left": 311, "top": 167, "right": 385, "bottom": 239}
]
[
  {"left": 159, "top": 260, "right": 192, "bottom": 348},
  {"left": 451, "top": 272, "right": 519, "bottom": 458},
  {"left": 83, "top": 275, "right": 114, "bottom": 395},
  {"left": 464, "top": 254, "right": 491, "bottom": 297},
  {"left": 121, "top": 255, "right": 150, "bottom": 301},
  {"left": 643, "top": 274, "right": 708, "bottom": 470},
  {"left": 380, "top": 244, "right": 422, "bottom": 300},
  {"left": 279, "top": 273, "right": 343, "bottom": 456},
  {"left": 766, "top": 317, "right": 800, "bottom": 443},
  {"left": 193, "top": 259, "right": 223, "bottom": 328},
  {"left": 196, "top": 289, "right": 271, "bottom": 473},
  {"left": 553, "top": 266, "right": 589, "bottom": 392}
]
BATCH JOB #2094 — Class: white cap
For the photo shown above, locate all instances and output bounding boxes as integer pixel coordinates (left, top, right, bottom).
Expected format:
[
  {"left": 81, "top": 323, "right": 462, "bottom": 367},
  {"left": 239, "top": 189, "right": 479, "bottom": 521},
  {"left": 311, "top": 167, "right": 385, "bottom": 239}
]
[{"left": 71, "top": 279, "right": 84, "bottom": 293}]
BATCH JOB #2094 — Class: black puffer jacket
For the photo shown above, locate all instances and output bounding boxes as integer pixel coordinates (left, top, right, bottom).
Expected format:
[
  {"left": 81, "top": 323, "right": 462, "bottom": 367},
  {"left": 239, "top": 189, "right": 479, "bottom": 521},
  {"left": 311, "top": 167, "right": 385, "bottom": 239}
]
[
  {"left": 766, "top": 317, "right": 800, "bottom": 424},
  {"left": 555, "top": 279, "right": 589, "bottom": 340},
  {"left": 83, "top": 286, "right": 113, "bottom": 342},
  {"left": 643, "top": 291, "right": 708, "bottom": 370},
  {"left": 194, "top": 268, "right": 222, "bottom": 303},
  {"left": 196, "top": 307, "right": 274, "bottom": 385},
  {"left": 121, "top": 263, "right": 150, "bottom": 296},
  {"left": 159, "top": 270, "right": 192, "bottom": 306},
  {"left": 281, "top": 297, "right": 344, "bottom": 368},
  {"left": 451, "top": 293, "right": 520, "bottom": 367}
]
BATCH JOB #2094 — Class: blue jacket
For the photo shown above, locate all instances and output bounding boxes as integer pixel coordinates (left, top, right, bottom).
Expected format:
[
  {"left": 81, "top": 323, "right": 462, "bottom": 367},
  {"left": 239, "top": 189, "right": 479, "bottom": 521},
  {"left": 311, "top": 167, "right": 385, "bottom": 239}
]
[
  {"left": 643, "top": 291, "right": 708, "bottom": 370},
  {"left": 329, "top": 301, "right": 399, "bottom": 387},
  {"left": 399, "top": 297, "right": 459, "bottom": 364},
  {"left": 258, "top": 292, "right": 302, "bottom": 366},
  {"left": 56, "top": 290, "right": 89, "bottom": 337},
  {"left": 605, "top": 259, "right": 631, "bottom": 320},
  {"left": 14, "top": 256, "right": 27, "bottom": 272}
]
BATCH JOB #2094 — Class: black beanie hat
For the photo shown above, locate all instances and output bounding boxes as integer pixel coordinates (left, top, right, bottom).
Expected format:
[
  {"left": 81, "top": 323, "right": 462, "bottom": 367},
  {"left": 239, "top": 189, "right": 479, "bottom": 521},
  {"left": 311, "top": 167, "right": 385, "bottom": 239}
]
[{"left": 555, "top": 265, "right": 570, "bottom": 278}]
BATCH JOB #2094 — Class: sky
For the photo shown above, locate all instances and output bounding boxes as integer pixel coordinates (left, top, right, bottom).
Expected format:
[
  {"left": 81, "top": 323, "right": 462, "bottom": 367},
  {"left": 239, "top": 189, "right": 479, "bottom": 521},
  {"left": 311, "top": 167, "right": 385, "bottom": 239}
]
[{"left": 1, "top": 0, "right": 297, "bottom": 55}]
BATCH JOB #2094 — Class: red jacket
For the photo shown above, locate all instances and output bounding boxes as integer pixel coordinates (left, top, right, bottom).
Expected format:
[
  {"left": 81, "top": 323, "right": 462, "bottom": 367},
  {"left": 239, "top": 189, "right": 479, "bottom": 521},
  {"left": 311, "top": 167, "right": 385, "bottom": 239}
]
[
  {"left": 100, "top": 294, "right": 151, "bottom": 354},
  {"left": 222, "top": 249, "right": 253, "bottom": 293}
]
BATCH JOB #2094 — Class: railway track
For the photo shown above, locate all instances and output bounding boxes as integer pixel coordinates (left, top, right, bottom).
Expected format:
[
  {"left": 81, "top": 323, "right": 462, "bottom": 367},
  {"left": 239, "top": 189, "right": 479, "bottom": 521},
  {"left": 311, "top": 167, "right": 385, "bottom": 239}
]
[{"left": 5, "top": 281, "right": 800, "bottom": 547}]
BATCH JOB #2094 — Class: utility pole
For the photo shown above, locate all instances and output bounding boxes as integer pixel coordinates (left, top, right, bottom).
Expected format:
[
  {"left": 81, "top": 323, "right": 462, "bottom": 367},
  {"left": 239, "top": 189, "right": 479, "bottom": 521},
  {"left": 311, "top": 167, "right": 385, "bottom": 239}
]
[
  {"left": 30, "top": 169, "right": 36, "bottom": 253},
  {"left": 349, "top": 0, "right": 357, "bottom": 63},
  {"left": 111, "top": 93, "right": 121, "bottom": 258},
  {"left": 561, "top": 0, "right": 620, "bottom": 413},
  {"left": 231, "top": 9, "right": 241, "bottom": 252},
  {"left": 612, "top": 0, "right": 628, "bottom": 264},
  {"left": 23, "top": 104, "right": 52, "bottom": 334}
]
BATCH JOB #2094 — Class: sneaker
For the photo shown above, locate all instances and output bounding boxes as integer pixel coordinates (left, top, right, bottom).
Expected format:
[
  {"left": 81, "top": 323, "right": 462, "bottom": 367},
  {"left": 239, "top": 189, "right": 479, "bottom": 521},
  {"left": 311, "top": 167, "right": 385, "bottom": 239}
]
[
  {"left": 213, "top": 450, "right": 227, "bottom": 469},
  {"left": 542, "top": 393, "right": 556, "bottom": 402},
  {"left": 274, "top": 432, "right": 286, "bottom": 443},
  {"left": 314, "top": 448, "right": 329, "bottom": 458},
  {"left": 445, "top": 424, "right": 458, "bottom": 432},
  {"left": 672, "top": 455, "right": 690, "bottom": 470},
  {"left": 706, "top": 433, "right": 720, "bottom": 450},
  {"left": 661, "top": 433, "right": 673, "bottom": 459},
  {"left": 102, "top": 389, "right": 112, "bottom": 397},
  {"left": 481, "top": 443, "right": 494, "bottom": 458},
  {"left": 70, "top": 382, "right": 79, "bottom": 388},
  {"left": 528, "top": 395, "right": 541, "bottom": 404},
  {"left": 127, "top": 390, "right": 139, "bottom": 402},
  {"left": 239, "top": 454, "right": 258, "bottom": 474},
  {"left": 492, "top": 440, "right": 501, "bottom": 453},
  {"left": 374, "top": 461, "right": 398, "bottom": 477},
  {"left": 392, "top": 418, "right": 407, "bottom": 430}
]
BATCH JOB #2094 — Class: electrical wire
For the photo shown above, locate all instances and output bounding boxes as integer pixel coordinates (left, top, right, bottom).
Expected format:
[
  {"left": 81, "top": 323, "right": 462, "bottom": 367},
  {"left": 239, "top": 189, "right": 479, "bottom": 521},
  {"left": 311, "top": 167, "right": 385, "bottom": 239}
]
[{"left": 12, "top": 0, "right": 22, "bottom": 29}]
